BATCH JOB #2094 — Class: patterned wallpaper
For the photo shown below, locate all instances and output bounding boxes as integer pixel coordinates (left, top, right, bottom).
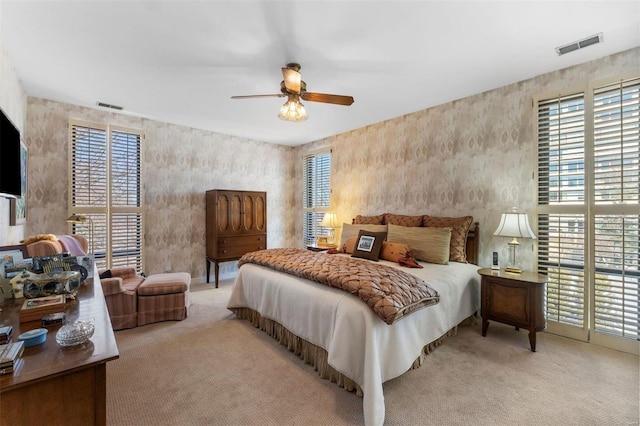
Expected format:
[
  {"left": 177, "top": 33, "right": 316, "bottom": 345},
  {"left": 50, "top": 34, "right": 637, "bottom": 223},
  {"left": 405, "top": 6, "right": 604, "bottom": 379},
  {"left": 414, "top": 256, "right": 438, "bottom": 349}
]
[
  {"left": 295, "top": 47, "right": 639, "bottom": 270},
  {"left": 25, "top": 99, "right": 297, "bottom": 279},
  {"left": 10, "top": 47, "right": 639, "bottom": 280}
]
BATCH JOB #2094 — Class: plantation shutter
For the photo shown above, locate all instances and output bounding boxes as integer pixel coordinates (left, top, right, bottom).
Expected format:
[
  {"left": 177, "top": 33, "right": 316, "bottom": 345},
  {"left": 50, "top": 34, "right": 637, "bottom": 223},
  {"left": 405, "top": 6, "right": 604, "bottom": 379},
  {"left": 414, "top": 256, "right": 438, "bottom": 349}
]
[
  {"left": 110, "top": 129, "right": 143, "bottom": 271},
  {"left": 69, "top": 120, "right": 144, "bottom": 273},
  {"left": 537, "top": 94, "right": 586, "bottom": 205},
  {"left": 537, "top": 94, "right": 587, "bottom": 335},
  {"left": 303, "top": 150, "right": 331, "bottom": 246},
  {"left": 537, "top": 75, "right": 640, "bottom": 353},
  {"left": 592, "top": 78, "right": 640, "bottom": 341},
  {"left": 537, "top": 213, "right": 585, "bottom": 328},
  {"left": 70, "top": 124, "right": 108, "bottom": 207}
]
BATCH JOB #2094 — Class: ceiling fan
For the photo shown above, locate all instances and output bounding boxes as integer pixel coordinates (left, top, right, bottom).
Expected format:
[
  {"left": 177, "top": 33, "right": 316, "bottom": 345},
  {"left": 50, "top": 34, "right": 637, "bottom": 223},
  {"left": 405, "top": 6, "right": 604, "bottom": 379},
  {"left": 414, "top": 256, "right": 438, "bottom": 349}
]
[{"left": 231, "top": 63, "right": 355, "bottom": 122}]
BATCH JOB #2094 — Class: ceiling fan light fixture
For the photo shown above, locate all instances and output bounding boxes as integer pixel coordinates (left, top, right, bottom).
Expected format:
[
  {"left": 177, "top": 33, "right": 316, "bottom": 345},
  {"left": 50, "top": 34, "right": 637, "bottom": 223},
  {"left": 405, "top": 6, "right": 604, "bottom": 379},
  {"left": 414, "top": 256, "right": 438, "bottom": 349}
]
[{"left": 278, "top": 97, "right": 308, "bottom": 122}]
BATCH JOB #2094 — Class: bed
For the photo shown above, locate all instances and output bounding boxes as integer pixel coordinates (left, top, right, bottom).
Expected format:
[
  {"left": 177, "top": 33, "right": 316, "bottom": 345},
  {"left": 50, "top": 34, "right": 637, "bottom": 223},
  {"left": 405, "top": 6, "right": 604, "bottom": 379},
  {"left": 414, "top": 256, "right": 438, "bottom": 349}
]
[{"left": 227, "top": 214, "right": 480, "bottom": 426}]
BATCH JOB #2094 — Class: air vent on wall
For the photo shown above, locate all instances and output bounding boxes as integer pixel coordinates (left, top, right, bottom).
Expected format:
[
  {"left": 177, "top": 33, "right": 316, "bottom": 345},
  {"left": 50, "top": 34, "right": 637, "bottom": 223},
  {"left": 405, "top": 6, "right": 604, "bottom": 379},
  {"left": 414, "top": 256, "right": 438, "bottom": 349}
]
[
  {"left": 96, "top": 101, "right": 123, "bottom": 111},
  {"left": 555, "top": 33, "right": 603, "bottom": 56}
]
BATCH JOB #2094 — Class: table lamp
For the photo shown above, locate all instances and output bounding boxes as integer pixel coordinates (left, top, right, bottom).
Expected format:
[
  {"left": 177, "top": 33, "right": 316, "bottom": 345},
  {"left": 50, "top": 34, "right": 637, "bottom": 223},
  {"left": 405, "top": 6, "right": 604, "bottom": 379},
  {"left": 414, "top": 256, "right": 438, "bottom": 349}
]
[
  {"left": 493, "top": 207, "right": 536, "bottom": 274},
  {"left": 319, "top": 211, "right": 339, "bottom": 245}
]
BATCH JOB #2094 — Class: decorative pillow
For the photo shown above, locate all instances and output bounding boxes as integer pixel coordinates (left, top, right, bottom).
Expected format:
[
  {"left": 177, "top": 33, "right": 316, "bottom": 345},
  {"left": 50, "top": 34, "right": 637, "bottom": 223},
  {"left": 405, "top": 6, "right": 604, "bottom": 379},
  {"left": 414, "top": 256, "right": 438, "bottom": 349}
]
[
  {"left": 422, "top": 215, "right": 473, "bottom": 263},
  {"left": 57, "top": 235, "right": 86, "bottom": 256},
  {"left": 351, "top": 231, "right": 387, "bottom": 261},
  {"left": 398, "top": 251, "right": 424, "bottom": 269},
  {"left": 99, "top": 269, "right": 112, "bottom": 279},
  {"left": 380, "top": 241, "right": 412, "bottom": 263},
  {"left": 384, "top": 214, "right": 422, "bottom": 227},
  {"left": 387, "top": 224, "right": 452, "bottom": 265},
  {"left": 353, "top": 214, "right": 385, "bottom": 225},
  {"left": 342, "top": 236, "right": 358, "bottom": 254},
  {"left": 340, "top": 223, "right": 387, "bottom": 247}
]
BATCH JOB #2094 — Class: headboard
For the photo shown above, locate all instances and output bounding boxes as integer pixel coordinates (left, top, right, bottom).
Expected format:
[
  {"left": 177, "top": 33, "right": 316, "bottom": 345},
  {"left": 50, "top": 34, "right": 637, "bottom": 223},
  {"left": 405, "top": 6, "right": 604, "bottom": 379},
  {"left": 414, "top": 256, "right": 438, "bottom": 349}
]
[
  {"left": 466, "top": 222, "right": 480, "bottom": 266},
  {"left": 350, "top": 216, "right": 480, "bottom": 265}
]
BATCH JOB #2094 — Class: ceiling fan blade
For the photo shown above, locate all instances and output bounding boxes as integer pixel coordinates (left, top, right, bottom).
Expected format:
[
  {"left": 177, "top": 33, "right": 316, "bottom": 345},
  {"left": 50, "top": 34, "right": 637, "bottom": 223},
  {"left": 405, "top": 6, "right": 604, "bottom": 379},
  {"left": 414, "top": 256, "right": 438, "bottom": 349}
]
[
  {"left": 282, "top": 67, "right": 301, "bottom": 94},
  {"left": 231, "top": 94, "right": 285, "bottom": 99},
  {"left": 301, "top": 92, "right": 355, "bottom": 106}
]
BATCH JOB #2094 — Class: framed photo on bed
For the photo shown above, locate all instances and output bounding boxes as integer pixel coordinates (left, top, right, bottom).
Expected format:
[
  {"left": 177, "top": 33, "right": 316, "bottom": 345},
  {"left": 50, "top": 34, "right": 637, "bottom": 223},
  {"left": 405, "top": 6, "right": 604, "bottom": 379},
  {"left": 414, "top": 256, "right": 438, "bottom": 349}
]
[{"left": 356, "top": 235, "right": 375, "bottom": 252}]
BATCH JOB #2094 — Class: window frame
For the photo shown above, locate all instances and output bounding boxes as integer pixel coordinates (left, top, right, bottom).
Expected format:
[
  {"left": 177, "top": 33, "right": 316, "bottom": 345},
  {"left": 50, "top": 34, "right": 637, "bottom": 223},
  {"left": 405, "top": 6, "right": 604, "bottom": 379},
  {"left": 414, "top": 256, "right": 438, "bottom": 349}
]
[
  {"left": 68, "top": 119, "right": 145, "bottom": 273},
  {"left": 302, "top": 147, "right": 332, "bottom": 247},
  {"left": 534, "top": 71, "right": 640, "bottom": 355}
]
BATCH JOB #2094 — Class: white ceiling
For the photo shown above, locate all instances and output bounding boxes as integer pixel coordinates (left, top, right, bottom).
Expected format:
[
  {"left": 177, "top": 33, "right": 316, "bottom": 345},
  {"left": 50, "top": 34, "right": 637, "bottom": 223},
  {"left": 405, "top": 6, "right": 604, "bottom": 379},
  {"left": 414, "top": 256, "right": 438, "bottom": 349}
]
[{"left": 1, "top": 1, "right": 638, "bottom": 146}]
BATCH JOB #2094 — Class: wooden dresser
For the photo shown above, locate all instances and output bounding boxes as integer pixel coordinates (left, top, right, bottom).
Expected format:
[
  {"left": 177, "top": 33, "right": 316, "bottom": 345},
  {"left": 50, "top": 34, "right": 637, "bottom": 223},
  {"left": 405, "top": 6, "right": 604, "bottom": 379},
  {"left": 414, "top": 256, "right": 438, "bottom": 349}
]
[
  {"left": 206, "top": 190, "right": 267, "bottom": 287},
  {"left": 0, "top": 270, "right": 119, "bottom": 425}
]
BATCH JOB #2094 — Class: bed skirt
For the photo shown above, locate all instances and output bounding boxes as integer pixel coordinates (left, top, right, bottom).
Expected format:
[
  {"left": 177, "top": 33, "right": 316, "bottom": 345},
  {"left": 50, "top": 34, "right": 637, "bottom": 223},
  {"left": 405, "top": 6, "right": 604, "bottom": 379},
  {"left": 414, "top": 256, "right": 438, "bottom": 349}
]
[{"left": 230, "top": 307, "right": 471, "bottom": 397}]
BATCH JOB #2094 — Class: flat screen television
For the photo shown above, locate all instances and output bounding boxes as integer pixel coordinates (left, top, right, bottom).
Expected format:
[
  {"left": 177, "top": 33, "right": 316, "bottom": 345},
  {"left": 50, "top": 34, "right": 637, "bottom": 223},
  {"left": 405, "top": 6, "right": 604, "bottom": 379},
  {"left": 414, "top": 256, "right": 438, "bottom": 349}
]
[{"left": 0, "top": 107, "right": 22, "bottom": 198}]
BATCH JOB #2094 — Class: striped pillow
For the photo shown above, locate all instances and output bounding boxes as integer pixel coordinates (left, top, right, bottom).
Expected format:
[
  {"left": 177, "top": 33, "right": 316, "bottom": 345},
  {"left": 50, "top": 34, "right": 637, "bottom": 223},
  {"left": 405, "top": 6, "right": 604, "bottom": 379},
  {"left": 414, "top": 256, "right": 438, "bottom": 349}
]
[
  {"left": 340, "top": 223, "right": 387, "bottom": 247},
  {"left": 422, "top": 215, "right": 473, "bottom": 263},
  {"left": 387, "top": 224, "right": 452, "bottom": 265}
]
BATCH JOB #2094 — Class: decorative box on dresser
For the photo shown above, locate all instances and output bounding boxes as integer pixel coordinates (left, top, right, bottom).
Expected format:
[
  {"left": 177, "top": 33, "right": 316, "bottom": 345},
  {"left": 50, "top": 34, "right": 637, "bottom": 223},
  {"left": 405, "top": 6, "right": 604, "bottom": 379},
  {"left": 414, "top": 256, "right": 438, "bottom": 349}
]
[
  {"left": 206, "top": 190, "right": 267, "bottom": 287},
  {"left": 478, "top": 268, "right": 548, "bottom": 352}
]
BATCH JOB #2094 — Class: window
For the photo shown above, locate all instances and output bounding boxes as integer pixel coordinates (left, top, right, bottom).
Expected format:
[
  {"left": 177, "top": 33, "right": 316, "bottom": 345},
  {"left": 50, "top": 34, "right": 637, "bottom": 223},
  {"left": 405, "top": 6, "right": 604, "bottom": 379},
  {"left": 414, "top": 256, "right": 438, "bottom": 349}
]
[
  {"left": 536, "top": 75, "right": 639, "bottom": 355},
  {"left": 303, "top": 149, "right": 331, "bottom": 246},
  {"left": 69, "top": 120, "right": 144, "bottom": 273}
]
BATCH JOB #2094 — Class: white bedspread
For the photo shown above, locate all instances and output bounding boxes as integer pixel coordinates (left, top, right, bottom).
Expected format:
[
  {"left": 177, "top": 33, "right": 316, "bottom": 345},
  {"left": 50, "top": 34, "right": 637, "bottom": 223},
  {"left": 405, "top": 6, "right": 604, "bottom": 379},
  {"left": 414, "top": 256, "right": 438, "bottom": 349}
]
[{"left": 226, "top": 256, "right": 480, "bottom": 426}]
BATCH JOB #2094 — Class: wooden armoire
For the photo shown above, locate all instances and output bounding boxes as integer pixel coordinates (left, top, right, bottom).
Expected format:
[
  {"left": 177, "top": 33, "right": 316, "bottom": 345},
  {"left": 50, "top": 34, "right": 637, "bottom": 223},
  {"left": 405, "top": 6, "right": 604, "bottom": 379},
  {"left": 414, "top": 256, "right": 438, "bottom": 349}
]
[{"left": 206, "top": 190, "right": 267, "bottom": 287}]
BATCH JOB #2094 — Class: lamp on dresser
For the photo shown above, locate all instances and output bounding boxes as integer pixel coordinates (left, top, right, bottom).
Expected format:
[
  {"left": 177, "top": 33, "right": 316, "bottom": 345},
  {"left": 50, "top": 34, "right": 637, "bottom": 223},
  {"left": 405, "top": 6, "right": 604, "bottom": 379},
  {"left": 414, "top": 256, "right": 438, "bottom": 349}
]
[{"left": 493, "top": 207, "right": 536, "bottom": 274}]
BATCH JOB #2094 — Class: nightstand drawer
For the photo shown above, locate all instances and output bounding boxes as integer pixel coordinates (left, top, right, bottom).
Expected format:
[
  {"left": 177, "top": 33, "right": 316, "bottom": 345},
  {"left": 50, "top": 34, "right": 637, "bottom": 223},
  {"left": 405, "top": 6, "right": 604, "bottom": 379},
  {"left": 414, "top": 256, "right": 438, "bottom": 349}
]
[{"left": 484, "top": 281, "right": 531, "bottom": 327}]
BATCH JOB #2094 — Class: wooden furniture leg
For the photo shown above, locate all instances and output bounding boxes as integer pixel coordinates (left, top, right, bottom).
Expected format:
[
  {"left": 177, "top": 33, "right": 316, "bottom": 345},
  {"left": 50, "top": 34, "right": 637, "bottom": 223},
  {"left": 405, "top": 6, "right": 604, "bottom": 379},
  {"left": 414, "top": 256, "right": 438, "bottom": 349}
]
[{"left": 529, "top": 330, "right": 537, "bottom": 352}]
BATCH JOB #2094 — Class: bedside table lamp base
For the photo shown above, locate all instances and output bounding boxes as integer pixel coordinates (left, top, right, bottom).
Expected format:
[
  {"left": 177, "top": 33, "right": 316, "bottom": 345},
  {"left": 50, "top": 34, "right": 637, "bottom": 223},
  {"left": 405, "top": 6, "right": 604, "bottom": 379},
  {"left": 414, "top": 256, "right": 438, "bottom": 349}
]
[{"left": 505, "top": 238, "right": 522, "bottom": 274}]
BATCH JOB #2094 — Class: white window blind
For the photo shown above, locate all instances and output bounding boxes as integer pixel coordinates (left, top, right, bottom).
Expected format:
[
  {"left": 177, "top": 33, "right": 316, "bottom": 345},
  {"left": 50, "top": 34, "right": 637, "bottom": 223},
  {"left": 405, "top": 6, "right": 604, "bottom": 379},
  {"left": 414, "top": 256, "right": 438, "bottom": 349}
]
[
  {"left": 594, "top": 215, "right": 639, "bottom": 340},
  {"left": 537, "top": 75, "right": 640, "bottom": 353},
  {"left": 537, "top": 214, "right": 585, "bottom": 327},
  {"left": 69, "top": 120, "right": 144, "bottom": 273},
  {"left": 303, "top": 150, "right": 331, "bottom": 246},
  {"left": 592, "top": 78, "right": 639, "bottom": 342},
  {"left": 537, "top": 93, "right": 587, "bottom": 332},
  {"left": 593, "top": 78, "right": 640, "bottom": 203},
  {"left": 537, "top": 94, "right": 585, "bottom": 205}
]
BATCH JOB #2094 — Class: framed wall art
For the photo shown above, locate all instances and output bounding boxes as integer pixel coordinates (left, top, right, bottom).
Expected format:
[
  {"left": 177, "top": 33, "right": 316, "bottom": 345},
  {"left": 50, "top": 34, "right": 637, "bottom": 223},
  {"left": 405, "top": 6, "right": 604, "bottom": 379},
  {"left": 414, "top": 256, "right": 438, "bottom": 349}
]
[{"left": 10, "top": 141, "right": 27, "bottom": 226}]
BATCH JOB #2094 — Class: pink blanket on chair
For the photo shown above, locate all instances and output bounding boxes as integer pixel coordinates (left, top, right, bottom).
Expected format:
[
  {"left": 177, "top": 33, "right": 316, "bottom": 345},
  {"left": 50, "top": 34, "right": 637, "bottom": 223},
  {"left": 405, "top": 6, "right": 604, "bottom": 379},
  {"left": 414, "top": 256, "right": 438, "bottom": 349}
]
[{"left": 57, "top": 235, "right": 86, "bottom": 255}]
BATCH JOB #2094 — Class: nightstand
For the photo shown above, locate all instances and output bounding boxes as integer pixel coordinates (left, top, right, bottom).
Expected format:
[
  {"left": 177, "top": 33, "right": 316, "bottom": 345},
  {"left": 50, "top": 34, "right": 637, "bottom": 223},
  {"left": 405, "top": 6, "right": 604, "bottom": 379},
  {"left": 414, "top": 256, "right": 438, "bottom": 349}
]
[{"left": 478, "top": 268, "right": 548, "bottom": 352}]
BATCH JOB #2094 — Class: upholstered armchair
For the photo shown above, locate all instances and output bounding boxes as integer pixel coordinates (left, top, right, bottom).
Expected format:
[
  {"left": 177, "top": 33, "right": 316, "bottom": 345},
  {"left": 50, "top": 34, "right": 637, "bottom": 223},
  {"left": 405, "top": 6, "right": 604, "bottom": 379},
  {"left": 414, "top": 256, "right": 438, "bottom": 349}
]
[
  {"left": 23, "top": 234, "right": 88, "bottom": 258},
  {"left": 99, "top": 267, "right": 145, "bottom": 330}
]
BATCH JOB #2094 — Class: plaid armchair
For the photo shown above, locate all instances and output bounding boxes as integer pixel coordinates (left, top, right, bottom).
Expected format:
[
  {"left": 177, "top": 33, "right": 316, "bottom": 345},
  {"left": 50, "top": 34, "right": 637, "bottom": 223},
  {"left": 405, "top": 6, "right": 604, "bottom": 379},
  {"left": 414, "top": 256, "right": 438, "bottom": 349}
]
[{"left": 99, "top": 267, "right": 145, "bottom": 330}]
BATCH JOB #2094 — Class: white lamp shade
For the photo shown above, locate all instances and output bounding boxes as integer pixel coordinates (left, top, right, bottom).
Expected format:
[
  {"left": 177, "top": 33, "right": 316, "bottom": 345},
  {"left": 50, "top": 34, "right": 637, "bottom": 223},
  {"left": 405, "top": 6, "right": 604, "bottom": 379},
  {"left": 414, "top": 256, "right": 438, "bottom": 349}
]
[
  {"left": 278, "top": 98, "right": 308, "bottom": 122},
  {"left": 493, "top": 208, "right": 536, "bottom": 239},
  {"left": 320, "top": 212, "right": 338, "bottom": 228}
]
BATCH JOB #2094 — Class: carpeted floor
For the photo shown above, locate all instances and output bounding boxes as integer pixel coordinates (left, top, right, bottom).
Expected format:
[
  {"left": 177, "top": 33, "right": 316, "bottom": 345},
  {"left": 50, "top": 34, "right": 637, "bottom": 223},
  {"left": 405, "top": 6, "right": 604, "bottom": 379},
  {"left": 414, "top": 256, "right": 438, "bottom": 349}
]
[{"left": 106, "top": 279, "right": 640, "bottom": 426}]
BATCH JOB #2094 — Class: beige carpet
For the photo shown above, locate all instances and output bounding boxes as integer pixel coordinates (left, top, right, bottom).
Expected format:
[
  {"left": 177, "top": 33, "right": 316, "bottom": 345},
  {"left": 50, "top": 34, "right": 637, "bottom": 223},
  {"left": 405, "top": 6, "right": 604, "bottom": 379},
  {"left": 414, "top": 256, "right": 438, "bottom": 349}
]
[{"left": 107, "top": 279, "right": 639, "bottom": 426}]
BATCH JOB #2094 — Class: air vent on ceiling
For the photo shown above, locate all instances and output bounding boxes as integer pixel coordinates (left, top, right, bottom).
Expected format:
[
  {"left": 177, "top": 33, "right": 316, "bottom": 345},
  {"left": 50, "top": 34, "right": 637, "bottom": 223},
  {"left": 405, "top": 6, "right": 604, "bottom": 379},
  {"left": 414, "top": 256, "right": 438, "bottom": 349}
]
[
  {"left": 96, "top": 101, "right": 123, "bottom": 111},
  {"left": 555, "top": 33, "right": 603, "bottom": 56}
]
